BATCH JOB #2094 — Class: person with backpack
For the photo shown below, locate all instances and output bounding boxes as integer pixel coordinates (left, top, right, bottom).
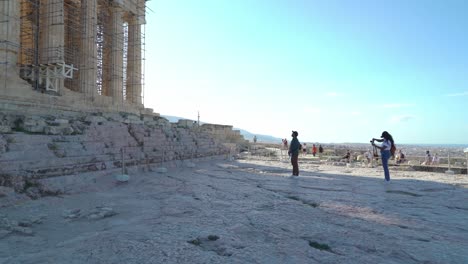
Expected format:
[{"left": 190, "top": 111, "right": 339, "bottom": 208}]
[
  {"left": 288, "top": 131, "right": 301, "bottom": 176},
  {"left": 371, "top": 131, "right": 395, "bottom": 182}
]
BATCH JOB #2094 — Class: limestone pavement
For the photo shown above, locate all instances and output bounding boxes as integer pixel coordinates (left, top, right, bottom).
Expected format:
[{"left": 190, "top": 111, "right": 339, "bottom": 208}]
[{"left": 1, "top": 157, "right": 467, "bottom": 263}]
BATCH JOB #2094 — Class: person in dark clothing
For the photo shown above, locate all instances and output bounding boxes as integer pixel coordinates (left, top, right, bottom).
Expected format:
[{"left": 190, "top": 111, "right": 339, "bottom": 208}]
[
  {"left": 288, "top": 131, "right": 301, "bottom": 176},
  {"left": 342, "top": 150, "right": 351, "bottom": 163},
  {"left": 318, "top": 144, "right": 324, "bottom": 158}
]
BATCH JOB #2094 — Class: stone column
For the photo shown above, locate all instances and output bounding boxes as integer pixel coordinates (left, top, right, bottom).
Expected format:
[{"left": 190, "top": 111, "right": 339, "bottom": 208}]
[
  {"left": 39, "top": 0, "right": 65, "bottom": 64},
  {"left": 126, "top": 14, "right": 142, "bottom": 106},
  {"left": 101, "top": 7, "right": 111, "bottom": 97},
  {"left": 0, "top": 0, "right": 20, "bottom": 82},
  {"left": 109, "top": 6, "right": 124, "bottom": 104},
  {"left": 79, "top": 0, "right": 98, "bottom": 98},
  {"left": 38, "top": 0, "right": 65, "bottom": 91}
]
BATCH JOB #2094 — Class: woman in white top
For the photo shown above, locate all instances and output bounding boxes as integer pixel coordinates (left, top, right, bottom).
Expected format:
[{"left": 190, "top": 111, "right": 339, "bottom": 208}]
[
  {"left": 432, "top": 153, "right": 439, "bottom": 165},
  {"left": 371, "top": 131, "right": 394, "bottom": 181}
]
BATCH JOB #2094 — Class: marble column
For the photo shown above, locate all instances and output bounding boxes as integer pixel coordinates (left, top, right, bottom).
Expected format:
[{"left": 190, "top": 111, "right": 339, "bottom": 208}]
[
  {"left": 38, "top": 0, "right": 65, "bottom": 91},
  {"left": 0, "top": 0, "right": 20, "bottom": 81},
  {"left": 109, "top": 5, "right": 124, "bottom": 104},
  {"left": 126, "top": 14, "right": 142, "bottom": 106},
  {"left": 101, "top": 7, "right": 111, "bottom": 97},
  {"left": 39, "top": 0, "right": 64, "bottom": 64},
  {"left": 79, "top": 0, "right": 98, "bottom": 98}
]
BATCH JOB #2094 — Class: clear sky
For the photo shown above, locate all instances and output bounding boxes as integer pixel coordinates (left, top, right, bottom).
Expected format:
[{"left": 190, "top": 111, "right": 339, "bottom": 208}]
[{"left": 143, "top": 0, "right": 468, "bottom": 145}]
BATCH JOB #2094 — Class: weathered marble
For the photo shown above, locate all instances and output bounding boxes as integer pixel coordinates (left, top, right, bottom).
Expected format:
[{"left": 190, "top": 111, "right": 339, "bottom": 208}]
[{"left": 1, "top": 158, "right": 467, "bottom": 263}]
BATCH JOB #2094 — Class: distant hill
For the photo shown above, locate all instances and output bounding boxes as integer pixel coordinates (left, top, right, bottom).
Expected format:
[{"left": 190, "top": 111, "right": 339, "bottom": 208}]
[
  {"left": 235, "top": 129, "right": 282, "bottom": 143},
  {"left": 161, "top": 115, "right": 281, "bottom": 143},
  {"left": 161, "top": 115, "right": 190, "bottom": 123}
]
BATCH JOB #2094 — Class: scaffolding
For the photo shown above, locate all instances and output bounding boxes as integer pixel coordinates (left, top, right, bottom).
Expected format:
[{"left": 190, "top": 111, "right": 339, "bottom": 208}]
[
  {"left": 0, "top": 0, "right": 146, "bottom": 108},
  {"left": 1, "top": 0, "right": 22, "bottom": 89}
]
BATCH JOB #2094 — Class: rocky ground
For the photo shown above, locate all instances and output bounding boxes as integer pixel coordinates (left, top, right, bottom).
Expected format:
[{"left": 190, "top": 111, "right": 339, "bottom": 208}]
[{"left": 1, "top": 156, "right": 468, "bottom": 264}]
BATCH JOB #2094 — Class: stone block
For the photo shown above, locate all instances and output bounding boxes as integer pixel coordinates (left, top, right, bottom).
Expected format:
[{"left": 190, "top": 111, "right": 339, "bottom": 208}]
[
  {"left": 115, "top": 174, "right": 130, "bottom": 183},
  {"left": 142, "top": 115, "right": 155, "bottom": 122},
  {"left": 23, "top": 118, "right": 46, "bottom": 127},
  {"left": 23, "top": 125, "right": 45, "bottom": 133},
  {"left": 61, "top": 126, "right": 74, "bottom": 135},
  {"left": 157, "top": 118, "right": 171, "bottom": 126},
  {"left": 0, "top": 125, "right": 11, "bottom": 133},
  {"left": 84, "top": 116, "right": 108, "bottom": 124},
  {"left": 141, "top": 108, "right": 157, "bottom": 115},
  {"left": 44, "top": 126, "right": 62, "bottom": 135},
  {"left": 122, "top": 118, "right": 143, "bottom": 125},
  {"left": 49, "top": 119, "right": 69, "bottom": 126},
  {"left": 25, "top": 187, "right": 41, "bottom": 199},
  {"left": 70, "top": 123, "right": 85, "bottom": 134},
  {"left": 144, "top": 120, "right": 158, "bottom": 127},
  {"left": 103, "top": 113, "right": 125, "bottom": 122},
  {"left": 126, "top": 114, "right": 141, "bottom": 121}
]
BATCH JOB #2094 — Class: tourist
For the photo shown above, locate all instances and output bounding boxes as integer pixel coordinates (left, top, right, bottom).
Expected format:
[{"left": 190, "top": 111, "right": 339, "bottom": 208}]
[
  {"left": 302, "top": 143, "right": 307, "bottom": 156},
  {"left": 288, "top": 131, "right": 301, "bottom": 176},
  {"left": 342, "top": 150, "right": 351, "bottom": 163},
  {"left": 365, "top": 149, "right": 373, "bottom": 165},
  {"left": 371, "top": 131, "right": 395, "bottom": 182},
  {"left": 432, "top": 153, "right": 439, "bottom": 165},
  {"left": 422, "top": 150, "right": 432, "bottom": 165},
  {"left": 312, "top": 144, "right": 317, "bottom": 157},
  {"left": 318, "top": 144, "right": 324, "bottom": 158},
  {"left": 396, "top": 149, "right": 406, "bottom": 165}
]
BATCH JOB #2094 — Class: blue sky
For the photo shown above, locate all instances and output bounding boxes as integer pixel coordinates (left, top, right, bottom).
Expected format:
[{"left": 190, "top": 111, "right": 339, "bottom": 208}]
[{"left": 143, "top": 0, "right": 468, "bottom": 145}]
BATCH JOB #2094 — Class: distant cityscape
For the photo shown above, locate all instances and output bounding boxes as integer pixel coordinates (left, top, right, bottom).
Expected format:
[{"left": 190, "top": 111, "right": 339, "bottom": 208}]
[{"left": 162, "top": 115, "right": 468, "bottom": 157}]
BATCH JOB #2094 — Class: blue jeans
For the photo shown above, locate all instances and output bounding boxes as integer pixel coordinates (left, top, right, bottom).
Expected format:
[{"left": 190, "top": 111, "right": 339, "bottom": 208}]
[{"left": 381, "top": 150, "right": 391, "bottom": 181}]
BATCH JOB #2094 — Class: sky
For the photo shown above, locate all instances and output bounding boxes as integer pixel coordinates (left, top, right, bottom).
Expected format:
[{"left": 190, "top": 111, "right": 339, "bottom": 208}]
[{"left": 143, "top": 0, "right": 468, "bottom": 145}]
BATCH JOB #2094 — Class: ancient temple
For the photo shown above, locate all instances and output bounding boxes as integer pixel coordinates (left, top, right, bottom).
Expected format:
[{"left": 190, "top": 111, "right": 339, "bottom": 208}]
[
  {"left": 0, "top": 1, "right": 250, "bottom": 192},
  {"left": 0, "top": 0, "right": 147, "bottom": 114}
]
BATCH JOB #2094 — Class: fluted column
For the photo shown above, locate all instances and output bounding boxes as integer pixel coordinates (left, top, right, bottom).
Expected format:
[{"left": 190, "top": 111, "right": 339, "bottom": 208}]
[
  {"left": 101, "top": 6, "right": 111, "bottom": 97},
  {"left": 109, "top": 5, "right": 123, "bottom": 103},
  {"left": 0, "top": 0, "right": 20, "bottom": 81},
  {"left": 126, "top": 14, "right": 142, "bottom": 106},
  {"left": 37, "top": 0, "right": 64, "bottom": 92},
  {"left": 79, "top": 0, "right": 97, "bottom": 98},
  {"left": 39, "top": 0, "right": 64, "bottom": 64}
]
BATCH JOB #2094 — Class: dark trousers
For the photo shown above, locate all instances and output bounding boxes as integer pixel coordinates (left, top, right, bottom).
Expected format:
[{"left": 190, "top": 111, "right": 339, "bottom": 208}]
[{"left": 291, "top": 154, "right": 299, "bottom": 176}]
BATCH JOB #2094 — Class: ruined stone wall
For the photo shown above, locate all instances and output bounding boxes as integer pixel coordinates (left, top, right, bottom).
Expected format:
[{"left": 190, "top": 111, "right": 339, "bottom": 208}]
[
  {"left": 200, "top": 124, "right": 248, "bottom": 145},
  {"left": 0, "top": 110, "right": 247, "bottom": 195},
  {"left": 0, "top": 0, "right": 250, "bottom": 200}
]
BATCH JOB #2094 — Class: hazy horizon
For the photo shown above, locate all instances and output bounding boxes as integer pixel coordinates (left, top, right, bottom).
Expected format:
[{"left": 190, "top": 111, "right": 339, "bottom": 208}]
[
  {"left": 144, "top": 1, "right": 468, "bottom": 145},
  {"left": 162, "top": 114, "right": 467, "bottom": 147}
]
